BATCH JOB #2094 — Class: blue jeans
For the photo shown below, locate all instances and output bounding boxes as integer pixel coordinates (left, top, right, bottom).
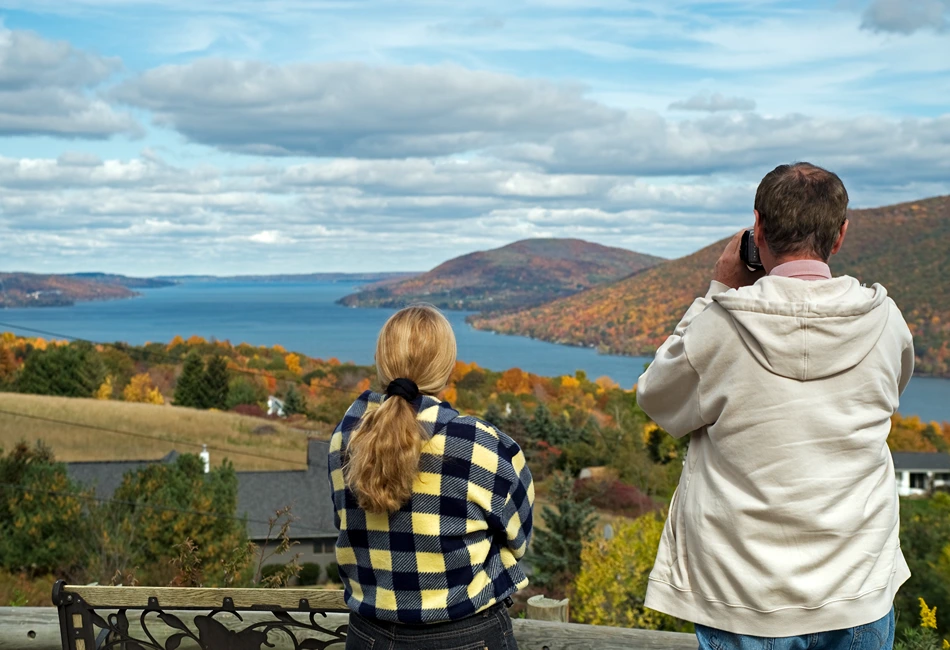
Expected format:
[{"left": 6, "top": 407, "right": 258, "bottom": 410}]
[
  {"left": 696, "top": 608, "right": 895, "bottom": 650},
  {"left": 346, "top": 602, "right": 517, "bottom": 650}
]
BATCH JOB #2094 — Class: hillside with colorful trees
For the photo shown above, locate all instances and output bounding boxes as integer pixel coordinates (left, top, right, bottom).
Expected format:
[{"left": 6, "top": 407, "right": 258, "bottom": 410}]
[
  {"left": 339, "top": 238, "right": 664, "bottom": 312},
  {"left": 0, "top": 272, "right": 173, "bottom": 307},
  {"left": 1, "top": 330, "right": 945, "bottom": 480},
  {"left": 472, "top": 195, "right": 950, "bottom": 377}
]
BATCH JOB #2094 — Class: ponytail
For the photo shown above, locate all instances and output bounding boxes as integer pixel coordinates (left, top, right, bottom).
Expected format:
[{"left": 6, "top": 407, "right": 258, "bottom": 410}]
[
  {"left": 343, "top": 305, "right": 456, "bottom": 513},
  {"left": 346, "top": 396, "right": 427, "bottom": 512}
]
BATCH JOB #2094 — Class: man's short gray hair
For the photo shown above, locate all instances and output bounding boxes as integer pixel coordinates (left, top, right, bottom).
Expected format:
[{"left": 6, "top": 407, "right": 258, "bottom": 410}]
[{"left": 754, "top": 163, "right": 849, "bottom": 261}]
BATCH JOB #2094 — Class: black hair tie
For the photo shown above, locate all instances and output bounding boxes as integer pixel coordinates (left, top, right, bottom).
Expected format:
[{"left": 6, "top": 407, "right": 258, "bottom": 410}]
[{"left": 386, "top": 378, "right": 420, "bottom": 403}]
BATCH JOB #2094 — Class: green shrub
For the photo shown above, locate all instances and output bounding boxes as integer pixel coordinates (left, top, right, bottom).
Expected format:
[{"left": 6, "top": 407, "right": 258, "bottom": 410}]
[
  {"left": 226, "top": 376, "right": 267, "bottom": 410},
  {"left": 301, "top": 369, "right": 327, "bottom": 385},
  {"left": 260, "top": 564, "right": 284, "bottom": 581},
  {"left": 325, "top": 562, "right": 340, "bottom": 584},
  {"left": 15, "top": 342, "right": 106, "bottom": 398},
  {"left": 298, "top": 562, "right": 321, "bottom": 585}
]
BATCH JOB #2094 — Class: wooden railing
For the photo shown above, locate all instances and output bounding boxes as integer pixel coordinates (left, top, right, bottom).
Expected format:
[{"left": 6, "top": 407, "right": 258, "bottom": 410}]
[{"left": 0, "top": 607, "right": 696, "bottom": 650}]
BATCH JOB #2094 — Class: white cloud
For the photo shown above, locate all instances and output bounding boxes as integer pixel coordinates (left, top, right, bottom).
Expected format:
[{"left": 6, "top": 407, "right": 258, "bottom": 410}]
[
  {"left": 0, "top": 145, "right": 944, "bottom": 276},
  {"left": 57, "top": 151, "right": 103, "bottom": 167},
  {"left": 501, "top": 111, "right": 950, "bottom": 184},
  {"left": 669, "top": 92, "right": 756, "bottom": 112},
  {"left": 105, "top": 56, "right": 950, "bottom": 189},
  {"left": 0, "top": 3, "right": 948, "bottom": 275},
  {"left": 0, "top": 27, "right": 139, "bottom": 138},
  {"left": 861, "top": 0, "right": 949, "bottom": 34},
  {"left": 112, "top": 59, "right": 621, "bottom": 157},
  {"left": 248, "top": 230, "right": 292, "bottom": 244}
]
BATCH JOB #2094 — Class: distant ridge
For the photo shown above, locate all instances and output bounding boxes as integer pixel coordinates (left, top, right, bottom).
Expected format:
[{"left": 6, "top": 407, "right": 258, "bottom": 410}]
[
  {"left": 156, "top": 272, "right": 417, "bottom": 283},
  {"left": 472, "top": 196, "right": 950, "bottom": 378},
  {"left": 0, "top": 272, "right": 173, "bottom": 308},
  {"left": 339, "top": 238, "right": 665, "bottom": 312},
  {"left": 66, "top": 273, "right": 175, "bottom": 289}
]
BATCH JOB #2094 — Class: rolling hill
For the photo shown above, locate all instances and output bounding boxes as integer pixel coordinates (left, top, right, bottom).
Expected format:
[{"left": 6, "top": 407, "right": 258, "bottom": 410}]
[
  {"left": 472, "top": 196, "right": 950, "bottom": 377},
  {"left": 0, "top": 392, "right": 324, "bottom": 471},
  {"left": 0, "top": 272, "right": 174, "bottom": 308},
  {"left": 339, "top": 238, "right": 664, "bottom": 312}
]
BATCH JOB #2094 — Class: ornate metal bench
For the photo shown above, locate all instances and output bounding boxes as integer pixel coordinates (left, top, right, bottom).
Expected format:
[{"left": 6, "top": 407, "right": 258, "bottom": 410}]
[{"left": 51, "top": 580, "right": 350, "bottom": 650}]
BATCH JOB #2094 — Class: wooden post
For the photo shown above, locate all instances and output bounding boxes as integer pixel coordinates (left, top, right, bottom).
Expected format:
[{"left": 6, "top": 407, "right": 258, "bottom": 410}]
[{"left": 525, "top": 594, "right": 570, "bottom": 623}]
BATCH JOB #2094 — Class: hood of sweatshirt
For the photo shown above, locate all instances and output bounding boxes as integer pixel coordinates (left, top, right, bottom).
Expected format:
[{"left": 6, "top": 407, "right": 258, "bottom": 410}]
[{"left": 710, "top": 275, "right": 891, "bottom": 381}]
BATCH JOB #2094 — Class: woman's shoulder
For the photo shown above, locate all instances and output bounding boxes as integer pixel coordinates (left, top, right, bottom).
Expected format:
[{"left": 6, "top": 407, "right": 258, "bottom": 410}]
[
  {"left": 444, "top": 413, "right": 523, "bottom": 458},
  {"left": 335, "top": 390, "right": 383, "bottom": 433}
]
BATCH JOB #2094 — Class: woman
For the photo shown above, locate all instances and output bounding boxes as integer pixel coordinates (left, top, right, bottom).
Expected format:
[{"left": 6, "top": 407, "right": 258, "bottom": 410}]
[{"left": 328, "top": 305, "right": 534, "bottom": 650}]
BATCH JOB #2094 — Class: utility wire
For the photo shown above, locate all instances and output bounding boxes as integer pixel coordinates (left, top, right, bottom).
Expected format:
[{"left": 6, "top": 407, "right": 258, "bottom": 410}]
[
  {"left": 0, "top": 321, "right": 84, "bottom": 341},
  {"left": 0, "top": 407, "right": 309, "bottom": 469},
  {"left": 0, "top": 481, "right": 334, "bottom": 536},
  {"left": 0, "top": 319, "right": 368, "bottom": 397},
  {"left": 0, "top": 321, "right": 370, "bottom": 467},
  {"left": 0, "top": 323, "right": 351, "bottom": 535}
]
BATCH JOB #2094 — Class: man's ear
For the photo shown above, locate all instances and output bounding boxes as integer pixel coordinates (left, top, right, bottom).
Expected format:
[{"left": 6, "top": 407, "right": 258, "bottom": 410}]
[
  {"left": 753, "top": 210, "right": 765, "bottom": 249},
  {"left": 830, "top": 219, "right": 849, "bottom": 256}
]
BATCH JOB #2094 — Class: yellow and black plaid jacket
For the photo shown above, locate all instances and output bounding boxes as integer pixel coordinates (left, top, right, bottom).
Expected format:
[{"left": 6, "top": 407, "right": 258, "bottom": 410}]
[{"left": 328, "top": 391, "right": 534, "bottom": 624}]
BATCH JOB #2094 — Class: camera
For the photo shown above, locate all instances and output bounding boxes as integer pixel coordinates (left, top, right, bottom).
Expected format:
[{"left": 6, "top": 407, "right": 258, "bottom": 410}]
[{"left": 740, "top": 228, "right": 763, "bottom": 271}]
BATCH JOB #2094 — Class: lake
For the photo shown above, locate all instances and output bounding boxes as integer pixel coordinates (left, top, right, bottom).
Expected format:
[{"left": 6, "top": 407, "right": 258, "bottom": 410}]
[{"left": 1, "top": 280, "right": 947, "bottom": 423}]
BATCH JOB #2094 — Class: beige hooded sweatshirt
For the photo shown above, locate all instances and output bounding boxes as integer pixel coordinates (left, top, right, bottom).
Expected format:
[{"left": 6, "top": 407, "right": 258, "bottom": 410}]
[{"left": 638, "top": 276, "right": 914, "bottom": 636}]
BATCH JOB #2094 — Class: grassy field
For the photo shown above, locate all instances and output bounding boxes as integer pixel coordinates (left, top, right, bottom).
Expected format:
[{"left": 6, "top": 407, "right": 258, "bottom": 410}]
[{"left": 0, "top": 392, "right": 331, "bottom": 471}]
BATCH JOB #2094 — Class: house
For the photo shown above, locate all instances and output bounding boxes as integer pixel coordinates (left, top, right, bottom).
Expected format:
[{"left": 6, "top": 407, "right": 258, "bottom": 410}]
[
  {"left": 66, "top": 439, "right": 338, "bottom": 570},
  {"left": 267, "top": 396, "right": 286, "bottom": 417},
  {"left": 892, "top": 452, "right": 950, "bottom": 497},
  {"left": 236, "top": 440, "right": 338, "bottom": 568}
]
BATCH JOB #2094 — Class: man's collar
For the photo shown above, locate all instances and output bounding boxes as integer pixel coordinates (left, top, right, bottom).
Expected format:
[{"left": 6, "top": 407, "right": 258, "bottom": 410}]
[{"left": 769, "top": 259, "right": 832, "bottom": 281}]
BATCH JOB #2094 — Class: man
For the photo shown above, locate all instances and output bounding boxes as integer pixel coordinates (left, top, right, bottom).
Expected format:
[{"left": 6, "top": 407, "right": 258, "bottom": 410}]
[{"left": 637, "top": 163, "right": 914, "bottom": 647}]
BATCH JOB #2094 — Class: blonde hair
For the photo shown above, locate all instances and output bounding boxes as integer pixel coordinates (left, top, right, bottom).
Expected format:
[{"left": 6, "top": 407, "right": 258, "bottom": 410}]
[{"left": 345, "top": 305, "right": 457, "bottom": 513}]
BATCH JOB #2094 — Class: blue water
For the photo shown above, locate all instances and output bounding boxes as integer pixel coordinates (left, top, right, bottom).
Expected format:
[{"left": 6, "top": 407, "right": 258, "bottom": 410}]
[{"left": 0, "top": 280, "right": 947, "bottom": 423}]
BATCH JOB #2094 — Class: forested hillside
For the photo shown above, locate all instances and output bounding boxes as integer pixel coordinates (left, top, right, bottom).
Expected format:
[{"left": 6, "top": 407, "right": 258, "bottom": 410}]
[
  {"left": 339, "top": 238, "right": 663, "bottom": 312},
  {"left": 0, "top": 272, "right": 173, "bottom": 308},
  {"left": 472, "top": 196, "right": 950, "bottom": 376}
]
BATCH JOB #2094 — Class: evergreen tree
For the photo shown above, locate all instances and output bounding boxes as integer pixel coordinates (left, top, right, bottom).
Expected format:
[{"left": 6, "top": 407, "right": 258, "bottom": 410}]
[
  {"left": 282, "top": 385, "right": 308, "bottom": 416},
  {"left": 204, "top": 355, "right": 230, "bottom": 410},
  {"left": 530, "top": 472, "right": 597, "bottom": 593},
  {"left": 15, "top": 341, "right": 106, "bottom": 398},
  {"left": 0, "top": 442, "right": 91, "bottom": 576},
  {"left": 528, "top": 403, "right": 570, "bottom": 446},
  {"left": 174, "top": 351, "right": 207, "bottom": 408},
  {"left": 503, "top": 401, "right": 533, "bottom": 449},
  {"left": 483, "top": 402, "right": 505, "bottom": 427}
]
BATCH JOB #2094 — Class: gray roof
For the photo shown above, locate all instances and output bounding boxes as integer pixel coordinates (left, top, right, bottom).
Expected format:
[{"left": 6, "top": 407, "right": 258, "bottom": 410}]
[
  {"left": 892, "top": 452, "right": 950, "bottom": 472},
  {"left": 66, "top": 441, "right": 335, "bottom": 542},
  {"left": 237, "top": 439, "right": 336, "bottom": 541},
  {"left": 66, "top": 451, "right": 179, "bottom": 501}
]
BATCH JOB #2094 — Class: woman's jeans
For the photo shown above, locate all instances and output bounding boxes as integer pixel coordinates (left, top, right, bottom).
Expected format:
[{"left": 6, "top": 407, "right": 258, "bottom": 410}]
[
  {"left": 696, "top": 608, "right": 895, "bottom": 650},
  {"left": 346, "top": 602, "right": 518, "bottom": 650}
]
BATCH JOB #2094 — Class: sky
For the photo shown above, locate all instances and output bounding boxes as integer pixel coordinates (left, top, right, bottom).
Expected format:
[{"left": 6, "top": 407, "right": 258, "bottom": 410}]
[{"left": 0, "top": 0, "right": 948, "bottom": 276}]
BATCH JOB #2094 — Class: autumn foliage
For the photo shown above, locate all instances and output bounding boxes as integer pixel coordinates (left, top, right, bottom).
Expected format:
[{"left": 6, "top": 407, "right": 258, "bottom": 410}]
[
  {"left": 339, "top": 238, "right": 663, "bottom": 312},
  {"left": 573, "top": 513, "right": 691, "bottom": 631},
  {"left": 123, "top": 373, "right": 165, "bottom": 405},
  {"left": 473, "top": 196, "right": 950, "bottom": 377}
]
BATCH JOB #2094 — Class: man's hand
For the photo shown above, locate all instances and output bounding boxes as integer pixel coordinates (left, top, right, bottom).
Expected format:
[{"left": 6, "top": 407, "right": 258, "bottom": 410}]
[{"left": 714, "top": 229, "right": 766, "bottom": 289}]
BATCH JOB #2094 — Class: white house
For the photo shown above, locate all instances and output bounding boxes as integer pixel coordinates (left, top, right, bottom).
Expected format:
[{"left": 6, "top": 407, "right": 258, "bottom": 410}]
[
  {"left": 267, "top": 396, "right": 286, "bottom": 417},
  {"left": 892, "top": 452, "right": 950, "bottom": 497}
]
